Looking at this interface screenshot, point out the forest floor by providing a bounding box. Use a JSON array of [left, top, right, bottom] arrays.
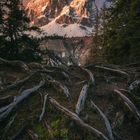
[[0, 60, 140, 140]]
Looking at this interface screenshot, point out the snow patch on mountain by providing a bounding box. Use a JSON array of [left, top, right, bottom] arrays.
[[41, 21, 92, 37]]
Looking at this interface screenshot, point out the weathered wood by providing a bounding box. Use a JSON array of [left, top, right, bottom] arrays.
[[39, 94, 49, 122], [0, 81, 45, 122], [49, 97, 109, 140], [75, 84, 89, 115], [114, 89, 140, 121], [91, 101, 114, 140]]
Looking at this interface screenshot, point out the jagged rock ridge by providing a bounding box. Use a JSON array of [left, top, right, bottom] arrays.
[[23, 0, 106, 37]]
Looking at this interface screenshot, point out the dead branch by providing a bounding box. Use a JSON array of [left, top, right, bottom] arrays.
[[0, 57, 29, 72], [95, 66, 129, 78], [75, 84, 89, 115], [114, 89, 140, 121], [0, 81, 45, 122], [91, 101, 114, 140], [39, 94, 49, 122], [49, 97, 109, 140]]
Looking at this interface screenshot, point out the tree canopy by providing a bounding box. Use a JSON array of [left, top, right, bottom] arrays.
[[103, 0, 140, 64], [0, 0, 41, 62]]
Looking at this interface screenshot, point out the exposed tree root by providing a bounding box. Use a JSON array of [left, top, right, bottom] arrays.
[[0, 57, 29, 72], [48, 80, 71, 99], [43, 120, 55, 139], [0, 61, 139, 139], [0, 70, 52, 93], [39, 94, 49, 122], [0, 81, 45, 122], [124, 62, 140, 68], [10, 124, 28, 140], [114, 89, 140, 121], [1, 114, 17, 140], [75, 84, 89, 115], [27, 129, 39, 140], [49, 96, 109, 140], [91, 100, 114, 140], [81, 68, 95, 85], [128, 80, 140, 92], [94, 65, 129, 78], [0, 95, 14, 107]]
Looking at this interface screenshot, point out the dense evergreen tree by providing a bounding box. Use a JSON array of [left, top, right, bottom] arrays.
[[0, 0, 41, 62], [103, 0, 140, 64]]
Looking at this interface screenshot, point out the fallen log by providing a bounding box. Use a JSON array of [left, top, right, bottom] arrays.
[[39, 94, 49, 122], [0, 57, 29, 72], [114, 89, 140, 121], [75, 84, 89, 115], [49, 97, 109, 140], [0, 81, 45, 122], [91, 101, 114, 140]]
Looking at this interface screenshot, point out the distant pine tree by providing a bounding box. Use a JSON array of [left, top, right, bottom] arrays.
[[0, 0, 41, 62]]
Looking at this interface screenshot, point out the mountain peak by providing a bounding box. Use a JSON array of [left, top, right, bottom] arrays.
[[23, 0, 105, 37]]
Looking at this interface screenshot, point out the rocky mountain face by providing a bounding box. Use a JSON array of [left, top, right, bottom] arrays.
[[23, 0, 106, 37], [24, 0, 98, 27]]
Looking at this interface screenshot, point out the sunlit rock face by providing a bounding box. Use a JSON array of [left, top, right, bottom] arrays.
[[24, 0, 70, 26], [23, 0, 100, 26], [23, 0, 106, 37]]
